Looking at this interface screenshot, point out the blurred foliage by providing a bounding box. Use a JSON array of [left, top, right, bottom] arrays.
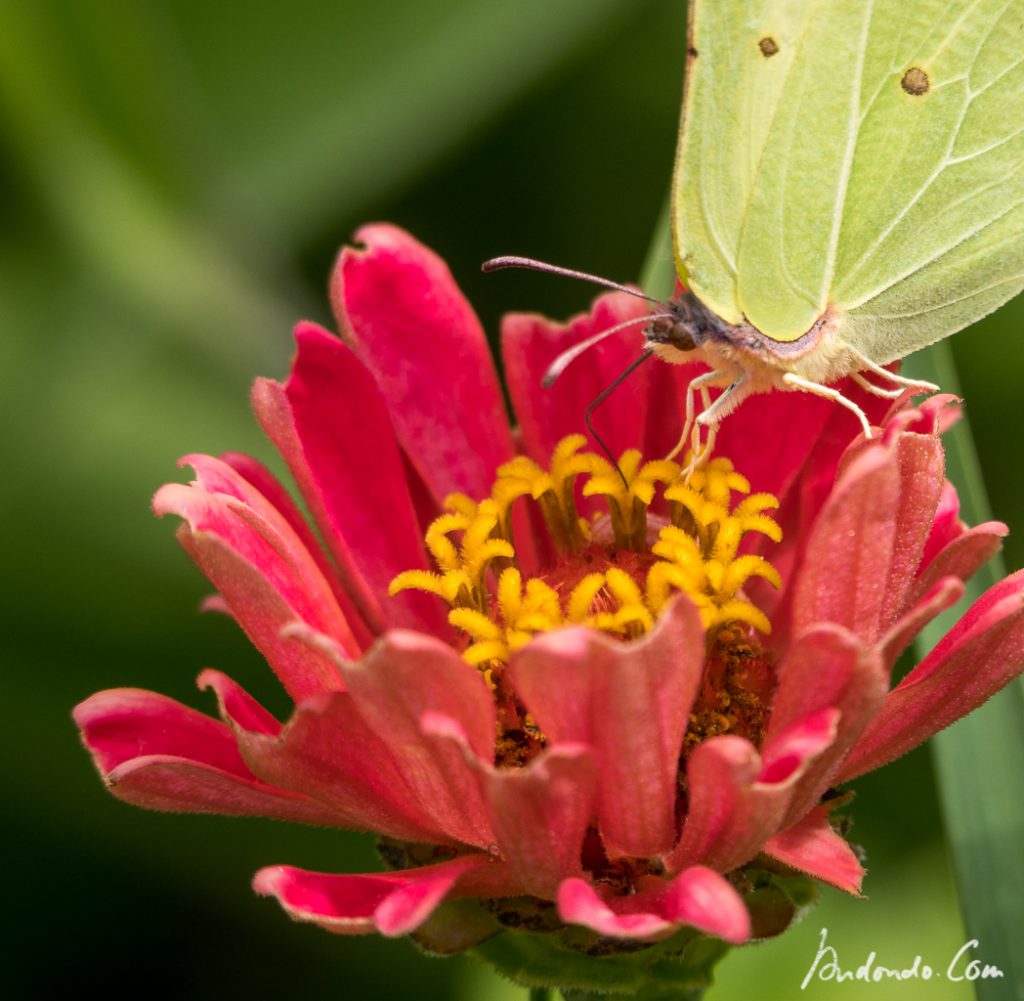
[[2, 1, 1022, 998]]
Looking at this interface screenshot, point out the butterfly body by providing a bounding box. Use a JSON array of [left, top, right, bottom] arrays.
[[485, 0, 1024, 457], [645, 293, 849, 380], [645, 293, 872, 434], [663, 0, 1024, 443]]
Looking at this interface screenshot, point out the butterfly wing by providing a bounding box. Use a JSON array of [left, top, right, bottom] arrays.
[[836, 0, 1024, 364], [675, 0, 1024, 362], [673, 0, 815, 330]]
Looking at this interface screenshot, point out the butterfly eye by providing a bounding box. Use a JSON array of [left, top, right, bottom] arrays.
[[645, 315, 696, 352]]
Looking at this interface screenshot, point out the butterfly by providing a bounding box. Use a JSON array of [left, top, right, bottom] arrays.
[[485, 0, 1024, 466]]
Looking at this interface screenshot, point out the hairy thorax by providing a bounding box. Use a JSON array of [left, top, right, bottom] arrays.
[[647, 295, 861, 390]]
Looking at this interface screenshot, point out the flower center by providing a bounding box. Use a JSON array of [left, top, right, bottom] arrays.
[[390, 435, 782, 766]]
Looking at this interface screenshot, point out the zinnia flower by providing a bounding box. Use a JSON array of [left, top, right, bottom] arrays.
[[75, 224, 1024, 982]]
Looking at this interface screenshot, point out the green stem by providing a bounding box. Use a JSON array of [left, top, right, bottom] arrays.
[[638, 192, 675, 298], [528, 990, 550, 1001]]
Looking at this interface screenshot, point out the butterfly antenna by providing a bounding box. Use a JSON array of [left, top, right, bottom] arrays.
[[585, 349, 655, 488], [482, 256, 662, 305], [542, 313, 671, 388]]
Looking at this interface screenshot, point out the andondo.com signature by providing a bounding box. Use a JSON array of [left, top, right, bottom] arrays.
[[801, 927, 1005, 990]]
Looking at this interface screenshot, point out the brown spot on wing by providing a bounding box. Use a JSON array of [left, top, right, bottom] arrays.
[[759, 36, 780, 58], [901, 67, 930, 95]]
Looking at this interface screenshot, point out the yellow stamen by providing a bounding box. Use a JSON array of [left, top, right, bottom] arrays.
[[389, 438, 783, 670]]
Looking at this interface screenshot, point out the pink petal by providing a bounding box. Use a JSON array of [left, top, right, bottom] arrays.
[[253, 855, 491, 936], [920, 481, 965, 568], [501, 292, 652, 464], [510, 597, 704, 858], [658, 866, 752, 944], [877, 576, 965, 669], [330, 223, 515, 504], [666, 712, 837, 875], [219, 452, 305, 523], [840, 571, 1024, 780], [337, 629, 496, 847], [877, 432, 945, 628], [154, 466, 350, 700], [232, 689, 455, 844], [76, 688, 249, 775], [911, 521, 1008, 606], [882, 392, 961, 438], [485, 745, 596, 899], [198, 668, 281, 736], [219, 450, 375, 650], [74, 688, 340, 825], [423, 712, 596, 899], [666, 736, 759, 874], [218, 451, 340, 590], [756, 382, 895, 629], [789, 448, 900, 644], [557, 878, 674, 940], [764, 804, 865, 895], [768, 625, 886, 826], [252, 322, 445, 637], [557, 867, 750, 944], [759, 708, 841, 784]]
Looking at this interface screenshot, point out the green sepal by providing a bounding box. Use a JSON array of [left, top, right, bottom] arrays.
[[474, 925, 730, 998], [738, 866, 819, 940], [409, 898, 502, 956]]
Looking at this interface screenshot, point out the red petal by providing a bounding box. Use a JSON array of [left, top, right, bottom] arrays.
[[330, 223, 514, 504], [337, 630, 496, 847], [234, 689, 454, 844], [877, 432, 945, 628], [253, 855, 491, 936], [557, 867, 750, 944], [790, 448, 900, 644], [920, 481, 965, 567], [764, 803, 865, 895], [254, 323, 444, 637], [841, 570, 1024, 780], [658, 866, 752, 944], [666, 712, 837, 875], [74, 688, 340, 825], [510, 597, 704, 858], [757, 381, 894, 631], [485, 744, 596, 898], [423, 712, 596, 899], [198, 668, 281, 736], [768, 625, 886, 826], [557, 878, 674, 940], [501, 292, 652, 464], [154, 462, 351, 699], [912, 521, 1007, 605], [219, 452, 374, 647], [877, 576, 964, 669]]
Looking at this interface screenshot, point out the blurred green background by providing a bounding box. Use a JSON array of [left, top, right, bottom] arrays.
[[2, 1, 1021, 998]]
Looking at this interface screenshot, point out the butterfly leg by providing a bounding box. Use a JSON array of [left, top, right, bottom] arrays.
[[696, 374, 755, 426], [681, 394, 716, 480], [782, 372, 873, 439], [852, 372, 904, 399], [679, 374, 754, 479], [846, 347, 939, 394], [666, 369, 722, 463]]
